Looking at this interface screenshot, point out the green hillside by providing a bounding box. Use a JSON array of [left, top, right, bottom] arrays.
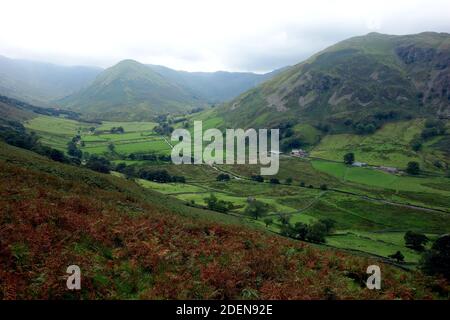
[[58, 60, 207, 120], [216, 32, 450, 129], [3, 141, 443, 299]]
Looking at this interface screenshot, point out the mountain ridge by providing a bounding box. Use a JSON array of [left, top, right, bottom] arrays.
[[215, 32, 450, 130]]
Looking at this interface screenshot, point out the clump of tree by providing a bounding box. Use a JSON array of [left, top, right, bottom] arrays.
[[251, 175, 264, 183], [354, 122, 376, 135], [409, 119, 446, 152], [270, 178, 280, 184], [216, 173, 231, 182], [344, 152, 355, 165], [244, 200, 270, 220], [0, 121, 70, 164], [404, 231, 429, 252], [263, 217, 273, 228], [421, 119, 446, 139], [138, 168, 185, 183], [421, 234, 450, 280], [67, 140, 82, 159], [410, 138, 422, 151], [127, 152, 171, 162], [388, 251, 405, 263], [280, 218, 335, 244], [350, 111, 404, 135], [154, 122, 174, 136], [204, 193, 233, 213], [406, 161, 420, 175], [85, 155, 112, 173], [110, 126, 124, 134]]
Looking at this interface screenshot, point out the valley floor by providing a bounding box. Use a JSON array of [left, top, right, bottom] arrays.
[[22, 115, 450, 267]]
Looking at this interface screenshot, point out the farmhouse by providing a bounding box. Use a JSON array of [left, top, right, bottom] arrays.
[[291, 149, 309, 158], [352, 161, 367, 167]]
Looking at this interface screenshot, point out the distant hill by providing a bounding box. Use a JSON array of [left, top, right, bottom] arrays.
[[59, 60, 285, 120], [0, 95, 80, 124], [147, 64, 287, 103], [216, 32, 450, 130], [0, 55, 102, 106], [58, 59, 208, 121]]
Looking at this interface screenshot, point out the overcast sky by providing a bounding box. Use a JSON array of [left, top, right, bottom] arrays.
[[1, 0, 449, 73]]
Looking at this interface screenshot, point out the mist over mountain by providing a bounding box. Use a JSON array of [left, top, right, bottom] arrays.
[[0, 55, 102, 106], [147, 64, 287, 103], [58, 60, 285, 120]]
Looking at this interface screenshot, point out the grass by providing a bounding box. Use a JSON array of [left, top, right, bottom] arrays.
[[25, 115, 169, 157], [310, 119, 449, 172], [21, 114, 450, 270], [311, 160, 450, 195]]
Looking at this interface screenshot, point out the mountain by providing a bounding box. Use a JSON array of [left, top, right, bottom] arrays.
[[60, 61, 285, 120], [216, 32, 450, 130], [58, 59, 208, 120], [0, 55, 102, 106], [147, 64, 287, 103]]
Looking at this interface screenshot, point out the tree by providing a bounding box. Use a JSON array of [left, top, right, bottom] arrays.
[[285, 177, 293, 185], [244, 200, 269, 220], [216, 173, 230, 181], [406, 161, 420, 175], [404, 231, 429, 251], [86, 155, 111, 173], [270, 178, 280, 184], [344, 152, 355, 165], [388, 251, 405, 263], [115, 162, 127, 172], [67, 141, 82, 159], [300, 181, 305, 187], [278, 213, 290, 226], [49, 149, 66, 163], [204, 194, 232, 213], [293, 222, 309, 240], [305, 222, 327, 243], [320, 184, 328, 191], [263, 217, 273, 228], [251, 175, 264, 183], [318, 218, 336, 233], [421, 234, 450, 280]]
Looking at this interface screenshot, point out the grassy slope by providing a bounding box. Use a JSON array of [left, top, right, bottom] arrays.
[[2, 142, 442, 299], [311, 119, 449, 171], [59, 60, 206, 120], [22, 115, 450, 264]]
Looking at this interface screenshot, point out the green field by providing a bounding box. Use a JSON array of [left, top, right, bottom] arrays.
[[310, 119, 449, 172], [23, 114, 450, 266], [25, 115, 169, 156]]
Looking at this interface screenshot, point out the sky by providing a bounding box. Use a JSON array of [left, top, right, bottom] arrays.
[[0, 0, 450, 73]]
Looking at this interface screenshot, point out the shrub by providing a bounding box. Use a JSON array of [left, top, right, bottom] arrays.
[[216, 173, 231, 181], [244, 200, 270, 220], [270, 178, 280, 184], [406, 161, 420, 175], [388, 251, 405, 263], [421, 235, 450, 280], [343, 153, 355, 165], [251, 175, 264, 183], [404, 231, 429, 251]]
